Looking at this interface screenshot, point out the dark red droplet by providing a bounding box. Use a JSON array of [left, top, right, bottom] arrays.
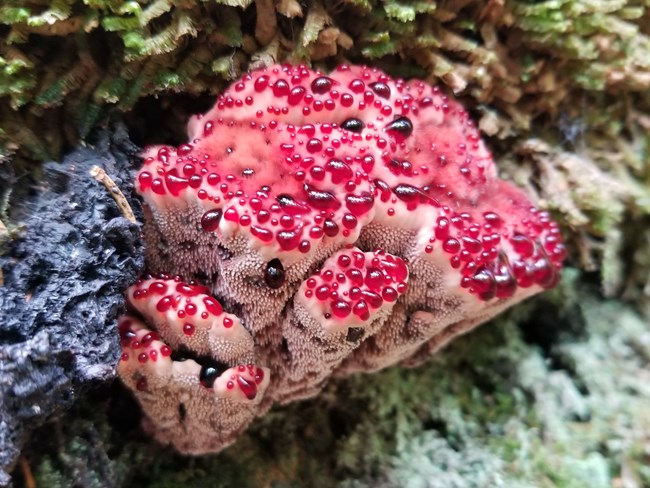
[[382, 287, 398, 302], [306, 138, 323, 153], [156, 296, 173, 312], [472, 267, 497, 300], [331, 300, 352, 318], [533, 258, 559, 288], [254, 75, 269, 92], [353, 300, 370, 320], [276, 229, 302, 250], [326, 159, 353, 183], [369, 82, 391, 99], [273, 79, 290, 97], [305, 185, 341, 210], [495, 270, 517, 298], [341, 118, 364, 133], [364, 268, 384, 290], [340, 93, 354, 107], [251, 225, 273, 242], [511, 233, 535, 258], [176, 282, 200, 296], [149, 281, 168, 295], [276, 194, 309, 214], [165, 172, 189, 196], [203, 296, 223, 316], [443, 238, 461, 254], [342, 213, 358, 229], [361, 290, 383, 309], [349, 79, 365, 93], [311, 76, 333, 94], [138, 171, 152, 191], [385, 117, 413, 141], [136, 378, 148, 391], [323, 219, 339, 237], [393, 184, 427, 204], [265, 259, 285, 289], [345, 192, 374, 217], [435, 217, 450, 239], [201, 209, 223, 232], [483, 212, 502, 227], [288, 86, 306, 105], [338, 255, 352, 267], [462, 237, 482, 253]]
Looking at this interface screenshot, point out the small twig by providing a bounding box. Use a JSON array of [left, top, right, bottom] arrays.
[[89, 166, 137, 224], [19, 457, 36, 488]]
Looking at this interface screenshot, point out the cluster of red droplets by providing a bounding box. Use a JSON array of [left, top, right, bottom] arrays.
[[224, 365, 266, 400], [130, 275, 230, 335], [137, 64, 564, 302], [420, 207, 565, 299], [138, 64, 478, 256], [119, 317, 173, 365], [304, 249, 408, 321], [120, 315, 263, 398]]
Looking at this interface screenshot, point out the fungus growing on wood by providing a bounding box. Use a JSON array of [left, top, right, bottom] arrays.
[[119, 64, 564, 453]]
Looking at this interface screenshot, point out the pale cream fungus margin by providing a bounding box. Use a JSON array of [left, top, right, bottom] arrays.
[[117, 64, 565, 454]]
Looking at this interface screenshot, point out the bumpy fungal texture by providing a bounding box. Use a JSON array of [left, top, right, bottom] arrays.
[[119, 64, 564, 453]]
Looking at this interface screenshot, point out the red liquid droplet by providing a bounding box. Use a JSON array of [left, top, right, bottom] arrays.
[[203, 296, 223, 316], [345, 192, 374, 217], [311, 76, 333, 94], [511, 233, 535, 258], [201, 209, 223, 232], [237, 375, 258, 400], [149, 281, 168, 295], [156, 296, 173, 312], [331, 300, 352, 318], [288, 86, 306, 105]]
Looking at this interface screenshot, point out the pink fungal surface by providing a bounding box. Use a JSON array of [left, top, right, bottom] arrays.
[[118, 64, 565, 453]]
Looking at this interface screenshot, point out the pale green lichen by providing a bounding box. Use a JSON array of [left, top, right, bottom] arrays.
[[335, 271, 650, 487]]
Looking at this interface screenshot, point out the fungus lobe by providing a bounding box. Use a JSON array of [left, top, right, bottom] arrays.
[[120, 63, 564, 455]]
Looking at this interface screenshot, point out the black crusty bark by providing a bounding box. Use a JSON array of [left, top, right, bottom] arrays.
[[0, 124, 144, 485]]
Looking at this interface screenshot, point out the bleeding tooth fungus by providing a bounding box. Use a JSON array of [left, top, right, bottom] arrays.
[[119, 64, 564, 453]]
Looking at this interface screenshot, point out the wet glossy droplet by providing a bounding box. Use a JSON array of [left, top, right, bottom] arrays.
[[385, 116, 413, 140], [264, 258, 285, 289], [201, 209, 223, 232], [341, 118, 365, 133]]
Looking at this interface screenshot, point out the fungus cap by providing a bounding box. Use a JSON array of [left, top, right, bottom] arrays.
[[121, 64, 564, 453]]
